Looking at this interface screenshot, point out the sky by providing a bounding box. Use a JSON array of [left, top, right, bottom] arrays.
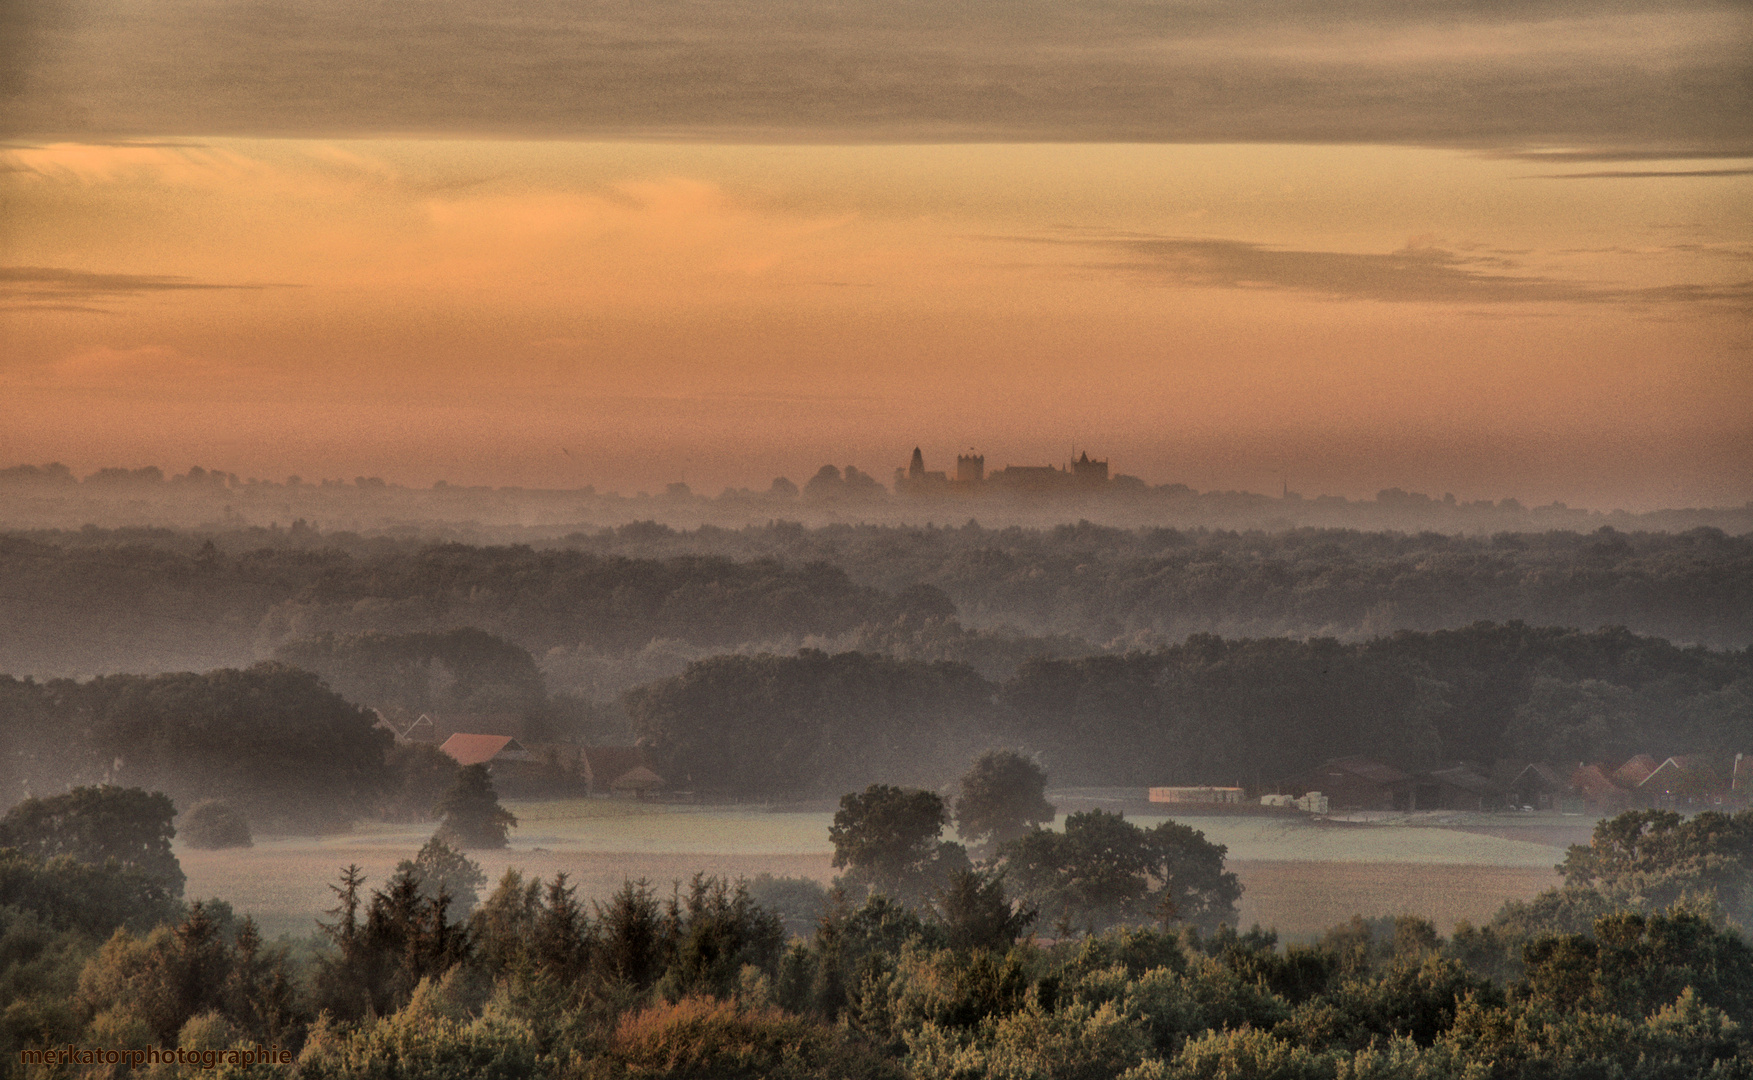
[[1, 0, 1749, 509]]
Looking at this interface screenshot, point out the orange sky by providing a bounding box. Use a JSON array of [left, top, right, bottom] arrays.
[[2, 140, 1746, 508], [2, 0, 1749, 510]]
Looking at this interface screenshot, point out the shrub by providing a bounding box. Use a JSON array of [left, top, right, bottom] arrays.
[[613, 995, 903, 1080]]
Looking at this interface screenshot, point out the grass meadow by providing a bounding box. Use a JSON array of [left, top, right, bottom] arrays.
[[178, 801, 1572, 941]]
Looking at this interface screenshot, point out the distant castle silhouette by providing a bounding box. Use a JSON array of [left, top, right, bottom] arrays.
[[896, 447, 1109, 496]]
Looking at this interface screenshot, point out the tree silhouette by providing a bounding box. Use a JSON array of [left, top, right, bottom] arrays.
[[433, 764, 517, 849], [954, 749, 1056, 853], [829, 784, 969, 904], [0, 785, 185, 899]]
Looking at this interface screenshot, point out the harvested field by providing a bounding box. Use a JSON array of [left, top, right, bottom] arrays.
[[1229, 860, 1561, 939]]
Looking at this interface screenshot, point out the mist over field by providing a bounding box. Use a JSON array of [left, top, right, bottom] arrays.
[[4, 0, 1751, 1072]]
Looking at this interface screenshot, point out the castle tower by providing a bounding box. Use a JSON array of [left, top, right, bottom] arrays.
[[909, 447, 926, 480], [956, 453, 985, 483], [1071, 451, 1109, 486]]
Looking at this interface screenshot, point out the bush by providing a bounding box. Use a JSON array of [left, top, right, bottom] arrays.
[[745, 874, 831, 940], [180, 800, 252, 850], [0, 849, 181, 935], [613, 995, 904, 1080]]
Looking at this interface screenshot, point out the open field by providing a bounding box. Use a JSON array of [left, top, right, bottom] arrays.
[[178, 802, 1571, 940], [1231, 861, 1559, 939]]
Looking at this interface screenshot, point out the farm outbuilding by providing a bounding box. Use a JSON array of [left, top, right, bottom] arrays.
[[581, 746, 667, 797], [1405, 764, 1498, 811], [1506, 763, 1571, 811], [1150, 786, 1244, 804], [1290, 757, 1410, 811], [609, 765, 666, 799]]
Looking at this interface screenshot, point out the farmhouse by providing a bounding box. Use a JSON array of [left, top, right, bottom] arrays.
[[1569, 763, 1632, 812], [1638, 755, 1735, 807], [372, 710, 436, 745]]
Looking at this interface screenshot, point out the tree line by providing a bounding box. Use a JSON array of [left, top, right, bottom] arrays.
[[0, 535, 948, 678], [630, 622, 1753, 796], [4, 622, 1747, 822], [2, 522, 1749, 686]]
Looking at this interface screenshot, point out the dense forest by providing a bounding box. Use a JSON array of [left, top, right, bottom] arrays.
[[3, 782, 1752, 1079], [1, 523, 1749, 691]]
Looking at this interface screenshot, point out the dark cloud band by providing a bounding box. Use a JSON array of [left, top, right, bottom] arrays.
[[0, 267, 292, 311], [1016, 235, 1753, 310], [2, 0, 1748, 148]]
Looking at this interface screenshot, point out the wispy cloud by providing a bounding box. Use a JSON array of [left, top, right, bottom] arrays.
[[0, 266, 294, 311], [1537, 168, 1753, 179], [1489, 149, 1753, 163], [1025, 234, 1753, 310]]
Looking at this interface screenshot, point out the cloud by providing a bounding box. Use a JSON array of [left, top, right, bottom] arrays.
[[1536, 168, 1753, 179], [1490, 149, 1753, 163], [0, 266, 292, 310], [1, 0, 1747, 149], [1034, 234, 1753, 310]]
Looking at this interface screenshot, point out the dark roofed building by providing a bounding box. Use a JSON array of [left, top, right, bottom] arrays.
[[1408, 764, 1499, 811], [1507, 763, 1571, 811], [1292, 757, 1410, 811]]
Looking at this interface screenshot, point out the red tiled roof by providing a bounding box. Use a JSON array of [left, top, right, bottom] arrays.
[[1613, 754, 1660, 787], [1569, 764, 1625, 798], [1641, 755, 1725, 791], [439, 733, 529, 766]]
